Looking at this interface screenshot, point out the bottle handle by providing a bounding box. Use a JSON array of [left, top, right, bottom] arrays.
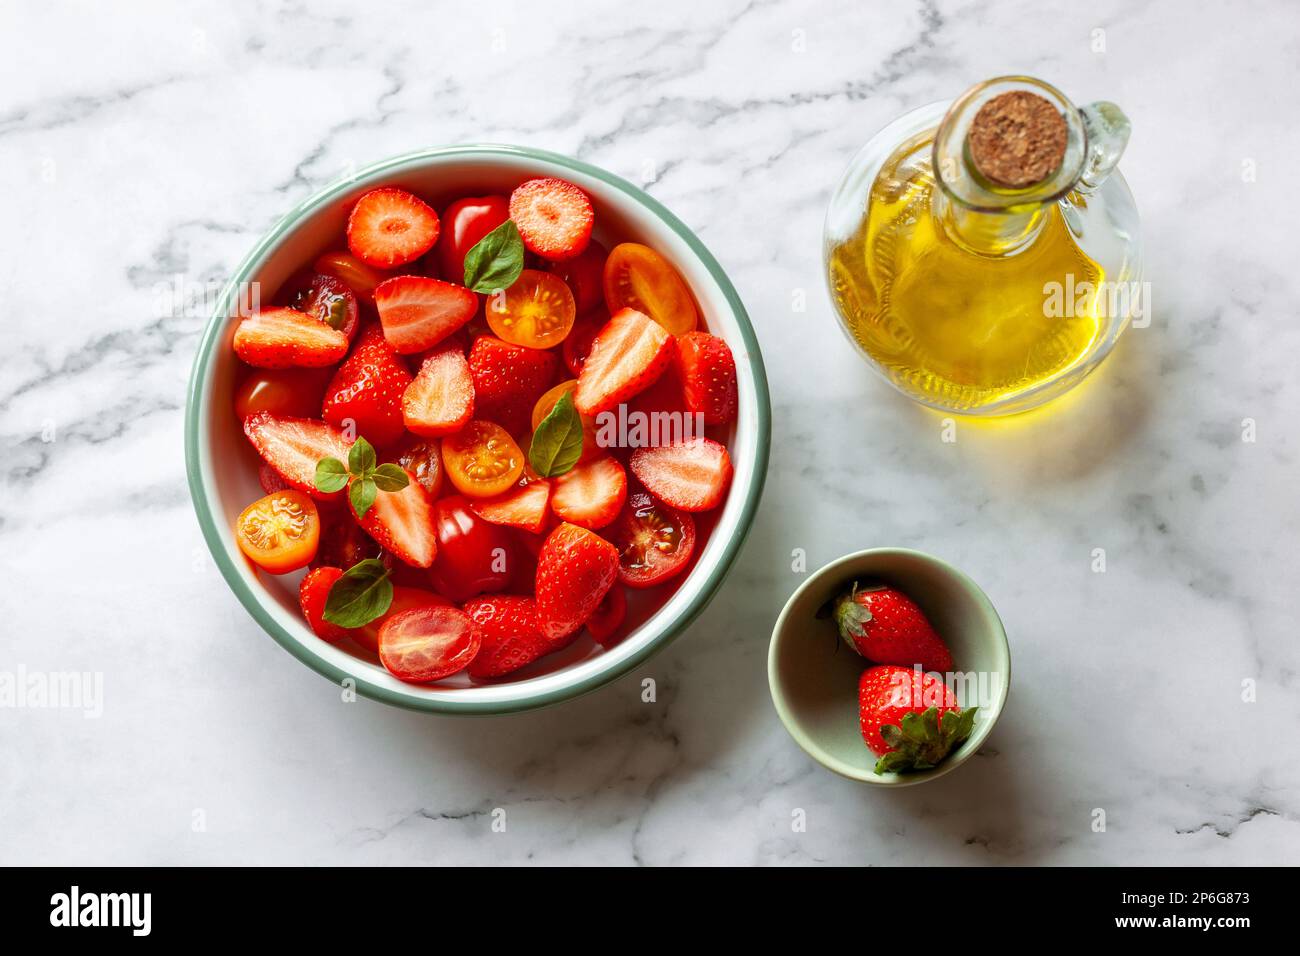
[[1077, 102, 1131, 194]]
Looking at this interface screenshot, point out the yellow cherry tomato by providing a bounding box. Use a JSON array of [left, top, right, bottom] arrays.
[[441, 421, 525, 498], [485, 269, 576, 349], [603, 242, 698, 335], [235, 489, 320, 573]]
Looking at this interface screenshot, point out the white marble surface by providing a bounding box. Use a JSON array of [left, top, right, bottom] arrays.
[[3, 0, 1298, 865]]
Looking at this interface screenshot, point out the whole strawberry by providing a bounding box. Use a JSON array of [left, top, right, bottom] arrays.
[[534, 522, 618, 641], [468, 335, 558, 437], [464, 595, 550, 679], [322, 324, 414, 448], [676, 331, 738, 425], [858, 664, 976, 774], [830, 582, 953, 673]]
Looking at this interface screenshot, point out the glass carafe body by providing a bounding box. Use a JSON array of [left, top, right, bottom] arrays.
[[824, 77, 1142, 416]]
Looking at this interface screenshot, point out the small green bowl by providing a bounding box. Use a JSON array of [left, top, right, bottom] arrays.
[[768, 549, 1010, 785], [184, 145, 770, 714]]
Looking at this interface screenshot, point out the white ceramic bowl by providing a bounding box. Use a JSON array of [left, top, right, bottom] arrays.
[[769, 549, 1010, 785], [185, 145, 770, 714]]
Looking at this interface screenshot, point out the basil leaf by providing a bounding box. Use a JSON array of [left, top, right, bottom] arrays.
[[528, 391, 584, 477], [349, 477, 377, 517], [314, 457, 349, 493], [348, 437, 376, 477], [322, 558, 393, 628], [463, 220, 524, 293], [372, 463, 410, 493]]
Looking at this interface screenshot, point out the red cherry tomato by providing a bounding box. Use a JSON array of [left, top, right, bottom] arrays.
[[548, 240, 607, 315], [438, 195, 510, 284], [393, 439, 445, 498], [312, 251, 392, 305], [281, 271, 360, 341], [607, 491, 696, 588], [427, 494, 516, 602], [233, 367, 331, 420], [378, 605, 481, 683], [353, 585, 451, 653]]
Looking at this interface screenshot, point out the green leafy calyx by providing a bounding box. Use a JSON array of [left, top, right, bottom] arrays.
[[874, 706, 978, 775]]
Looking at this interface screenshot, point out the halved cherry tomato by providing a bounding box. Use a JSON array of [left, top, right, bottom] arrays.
[[485, 269, 575, 349], [354, 585, 451, 653], [547, 240, 607, 314], [562, 315, 602, 377], [235, 489, 321, 573], [603, 242, 698, 335], [393, 439, 444, 498], [607, 491, 695, 588], [312, 251, 392, 304], [531, 380, 599, 461], [438, 194, 511, 282], [442, 420, 524, 498], [428, 495, 516, 601], [378, 605, 481, 683], [286, 273, 359, 341], [233, 367, 331, 421]]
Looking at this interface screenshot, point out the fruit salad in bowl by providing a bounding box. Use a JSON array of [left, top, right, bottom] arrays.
[[185, 146, 769, 713]]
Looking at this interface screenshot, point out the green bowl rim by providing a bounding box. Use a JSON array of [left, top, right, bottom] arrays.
[[767, 547, 1011, 785], [183, 144, 771, 715]]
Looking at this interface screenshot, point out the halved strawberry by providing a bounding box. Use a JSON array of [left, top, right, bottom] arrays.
[[258, 460, 291, 495], [346, 187, 440, 269], [508, 177, 594, 261], [468, 335, 558, 436], [573, 308, 674, 416], [402, 346, 474, 437], [470, 479, 552, 534], [585, 585, 627, 646], [676, 331, 738, 426], [352, 467, 438, 568], [232, 307, 348, 369], [321, 325, 413, 448], [534, 522, 619, 641], [629, 437, 733, 512], [464, 595, 550, 679], [243, 412, 353, 501], [550, 456, 627, 530], [378, 605, 480, 683], [374, 275, 478, 355], [299, 567, 350, 643]]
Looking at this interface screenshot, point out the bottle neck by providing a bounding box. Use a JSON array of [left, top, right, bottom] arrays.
[[933, 185, 1049, 256], [931, 77, 1086, 257]]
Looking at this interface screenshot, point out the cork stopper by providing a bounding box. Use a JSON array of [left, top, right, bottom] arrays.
[[967, 91, 1068, 189]]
